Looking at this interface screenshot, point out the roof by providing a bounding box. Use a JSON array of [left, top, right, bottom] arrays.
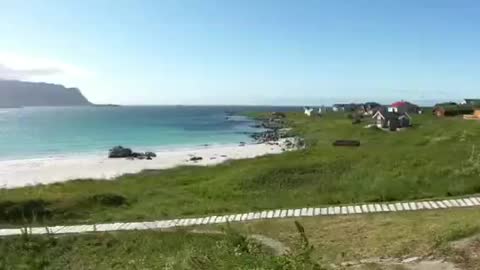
[[372, 108, 411, 120], [391, 101, 407, 108], [391, 101, 418, 108], [434, 102, 457, 107], [434, 104, 473, 113], [333, 103, 357, 107], [464, 99, 480, 105]]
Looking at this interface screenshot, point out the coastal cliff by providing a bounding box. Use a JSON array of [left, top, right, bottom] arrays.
[[0, 80, 91, 108]]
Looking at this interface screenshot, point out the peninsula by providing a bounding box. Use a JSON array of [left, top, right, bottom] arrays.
[[0, 80, 91, 108]]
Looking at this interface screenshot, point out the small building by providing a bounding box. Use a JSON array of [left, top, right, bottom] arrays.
[[318, 106, 327, 114], [304, 107, 314, 116], [332, 104, 345, 112], [372, 108, 411, 131], [433, 104, 473, 117], [362, 102, 382, 115]]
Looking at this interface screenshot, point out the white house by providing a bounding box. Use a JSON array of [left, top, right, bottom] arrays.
[[372, 109, 411, 130], [304, 107, 314, 116]]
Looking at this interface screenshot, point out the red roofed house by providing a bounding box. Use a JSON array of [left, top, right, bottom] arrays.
[[391, 101, 421, 114]]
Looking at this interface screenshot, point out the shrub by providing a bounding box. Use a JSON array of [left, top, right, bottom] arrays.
[[0, 200, 51, 223], [89, 193, 128, 207]]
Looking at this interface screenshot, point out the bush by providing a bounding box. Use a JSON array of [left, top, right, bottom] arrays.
[[89, 193, 128, 207], [0, 200, 51, 223]]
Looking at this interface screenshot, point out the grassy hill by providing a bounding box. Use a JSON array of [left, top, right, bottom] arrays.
[[2, 111, 480, 226]]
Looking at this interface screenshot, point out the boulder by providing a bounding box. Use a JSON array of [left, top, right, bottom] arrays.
[[145, 152, 157, 158], [108, 146, 133, 158], [108, 147, 157, 159], [131, 152, 143, 158], [190, 156, 203, 161]]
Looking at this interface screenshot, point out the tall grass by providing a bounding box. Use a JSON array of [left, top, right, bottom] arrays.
[[0, 222, 325, 269]]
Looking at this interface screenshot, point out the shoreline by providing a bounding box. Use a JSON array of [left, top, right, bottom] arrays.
[[0, 139, 293, 189], [0, 140, 256, 163]]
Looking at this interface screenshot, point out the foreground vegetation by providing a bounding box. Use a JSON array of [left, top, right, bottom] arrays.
[[2, 111, 480, 226], [230, 208, 480, 262], [3, 208, 480, 269], [0, 224, 322, 270], [230, 208, 480, 269]]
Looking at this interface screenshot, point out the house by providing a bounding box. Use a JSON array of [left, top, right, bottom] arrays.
[[304, 107, 314, 116], [372, 108, 411, 131], [391, 101, 421, 114], [332, 104, 344, 112], [318, 106, 327, 114], [332, 103, 361, 112], [362, 102, 382, 115]]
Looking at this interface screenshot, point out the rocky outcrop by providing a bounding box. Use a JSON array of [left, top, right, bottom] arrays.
[[0, 80, 91, 107], [108, 146, 157, 160], [249, 113, 305, 151], [250, 113, 290, 143], [108, 146, 133, 158]]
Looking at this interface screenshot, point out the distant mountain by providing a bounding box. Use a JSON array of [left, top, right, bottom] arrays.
[[0, 80, 91, 108]]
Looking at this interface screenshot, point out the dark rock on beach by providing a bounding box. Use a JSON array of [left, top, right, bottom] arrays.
[[131, 152, 143, 158], [251, 130, 280, 143], [108, 146, 157, 159], [145, 152, 157, 158], [190, 156, 203, 161], [109, 146, 133, 158]]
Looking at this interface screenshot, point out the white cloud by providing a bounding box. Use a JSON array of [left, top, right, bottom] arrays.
[[0, 52, 91, 80]]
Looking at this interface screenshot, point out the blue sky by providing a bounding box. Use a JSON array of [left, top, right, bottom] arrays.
[[1, 0, 479, 105]]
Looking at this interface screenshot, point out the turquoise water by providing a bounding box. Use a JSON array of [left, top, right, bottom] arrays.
[[0, 106, 294, 160]]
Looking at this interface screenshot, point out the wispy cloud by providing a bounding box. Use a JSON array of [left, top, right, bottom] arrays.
[[0, 53, 91, 80]]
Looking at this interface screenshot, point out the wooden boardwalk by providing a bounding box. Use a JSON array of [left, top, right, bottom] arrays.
[[2, 196, 479, 237]]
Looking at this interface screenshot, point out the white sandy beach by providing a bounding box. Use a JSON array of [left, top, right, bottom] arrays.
[[0, 141, 289, 189]]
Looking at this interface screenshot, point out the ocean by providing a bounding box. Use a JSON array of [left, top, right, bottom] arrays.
[[0, 106, 298, 160]]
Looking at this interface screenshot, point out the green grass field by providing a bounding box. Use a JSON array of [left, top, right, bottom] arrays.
[[2, 111, 480, 226]]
